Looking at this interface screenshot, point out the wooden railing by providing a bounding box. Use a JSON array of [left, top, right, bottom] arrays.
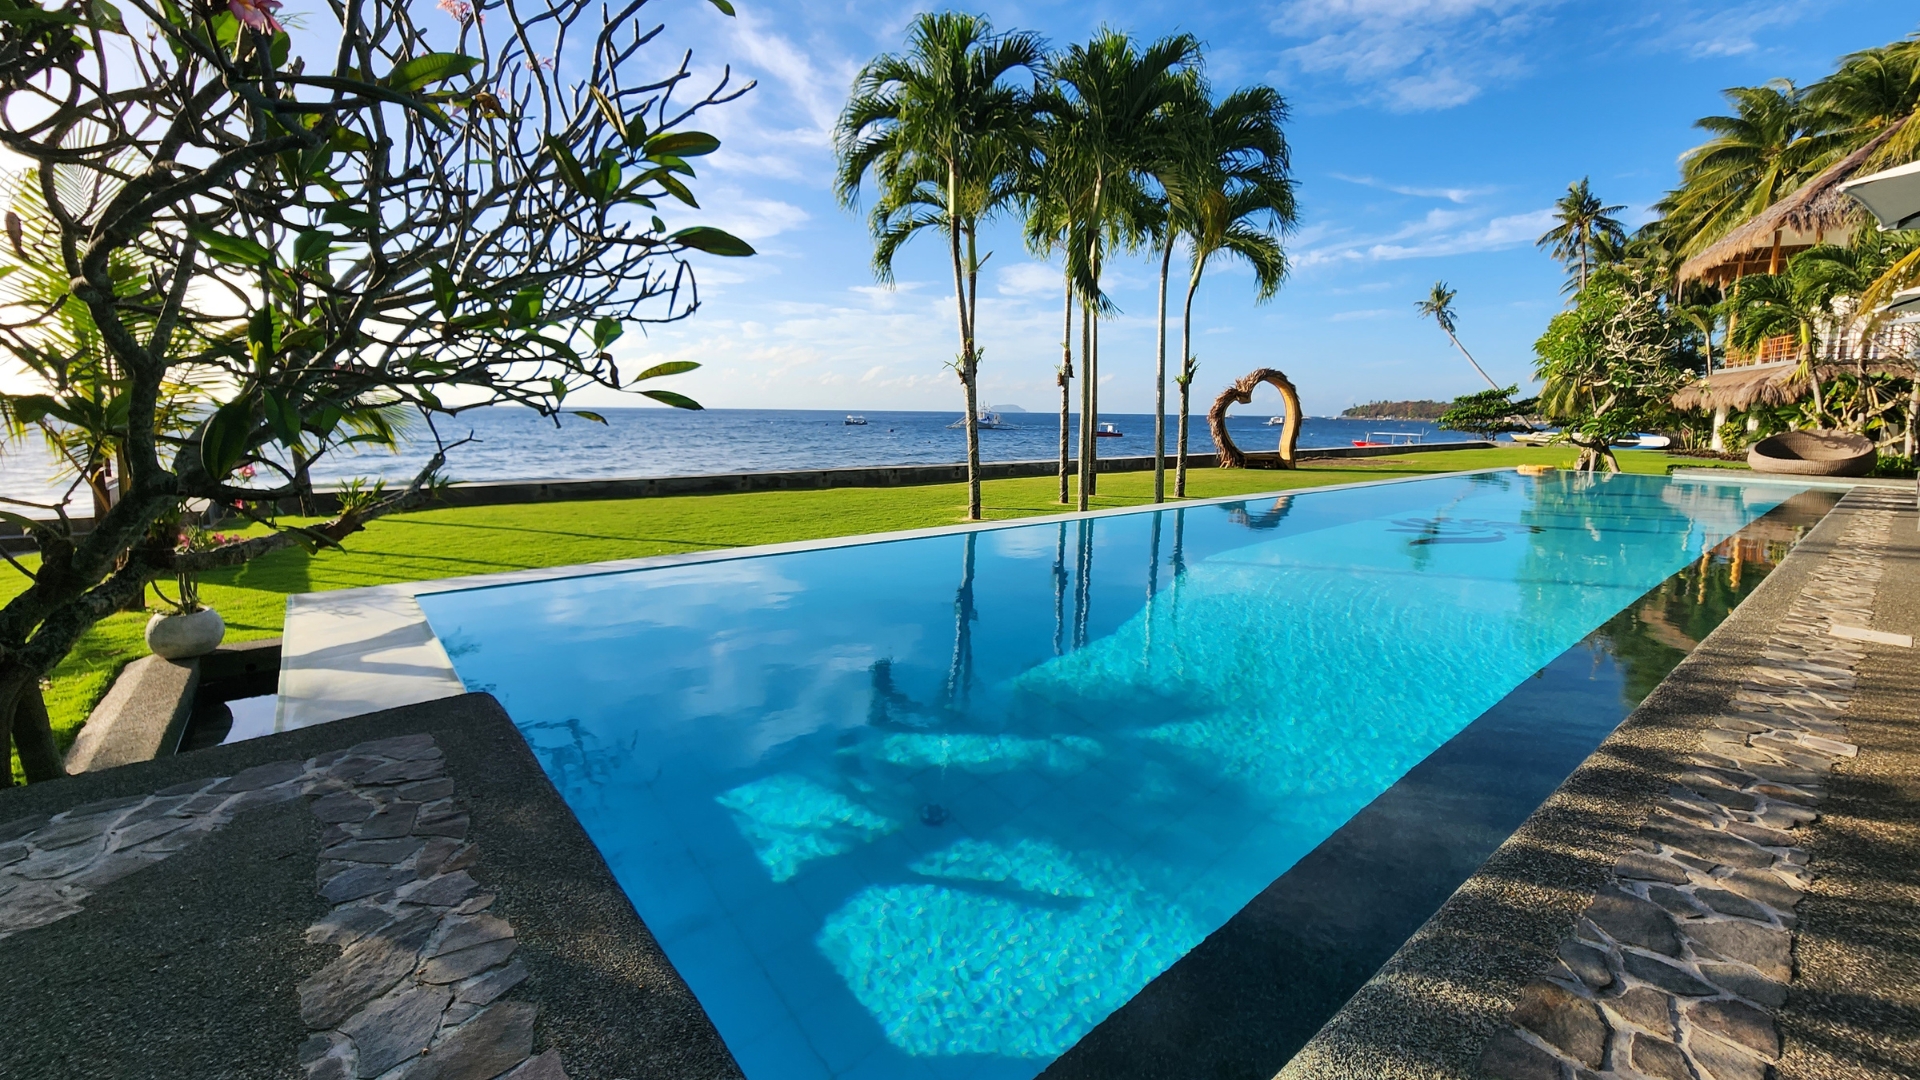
[[1724, 334, 1798, 368]]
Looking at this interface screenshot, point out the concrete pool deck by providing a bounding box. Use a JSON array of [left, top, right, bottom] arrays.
[[1280, 483, 1919, 1080]]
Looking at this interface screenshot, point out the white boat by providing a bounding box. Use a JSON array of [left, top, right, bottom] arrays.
[[949, 410, 1014, 429], [1508, 431, 1556, 446], [1095, 422, 1123, 438], [1265, 416, 1287, 426], [844, 415, 867, 426], [1351, 431, 1424, 447], [1613, 432, 1672, 449]]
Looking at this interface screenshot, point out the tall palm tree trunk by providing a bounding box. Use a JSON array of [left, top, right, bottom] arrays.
[[1078, 299, 1093, 511], [945, 164, 980, 521], [1058, 269, 1073, 504], [1089, 308, 1100, 496], [1446, 328, 1500, 391], [1177, 265, 1201, 498], [1153, 232, 1174, 503]]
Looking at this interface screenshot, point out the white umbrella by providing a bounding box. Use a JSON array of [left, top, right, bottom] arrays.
[[1890, 285, 1920, 314], [1839, 160, 1920, 230]]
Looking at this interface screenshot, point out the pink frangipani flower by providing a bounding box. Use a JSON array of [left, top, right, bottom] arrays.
[[228, 0, 283, 32], [437, 0, 476, 22]]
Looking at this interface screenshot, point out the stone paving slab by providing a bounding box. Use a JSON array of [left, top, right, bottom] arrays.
[[1278, 485, 1917, 1080], [0, 694, 742, 1080]]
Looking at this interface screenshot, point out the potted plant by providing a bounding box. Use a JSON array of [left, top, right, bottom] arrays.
[[145, 526, 230, 660]]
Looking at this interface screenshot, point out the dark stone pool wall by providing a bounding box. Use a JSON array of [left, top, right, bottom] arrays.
[[1277, 485, 1919, 1080]]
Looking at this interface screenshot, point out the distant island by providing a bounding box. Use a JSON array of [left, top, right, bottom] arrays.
[[1341, 400, 1450, 420]]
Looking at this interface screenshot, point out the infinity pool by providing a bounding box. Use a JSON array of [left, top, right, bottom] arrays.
[[417, 470, 1802, 1080]]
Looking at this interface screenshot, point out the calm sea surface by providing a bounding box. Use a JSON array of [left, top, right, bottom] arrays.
[[0, 408, 1465, 513]]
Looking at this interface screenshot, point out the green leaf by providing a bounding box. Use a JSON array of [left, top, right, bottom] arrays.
[[640, 389, 703, 410], [509, 286, 543, 324], [199, 396, 255, 478], [655, 172, 699, 208], [645, 131, 721, 158], [668, 226, 755, 257], [188, 224, 272, 265], [386, 52, 480, 92], [293, 229, 333, 267], [327, 126, 374, 153], [650, 215, 666, 233], [634, 360, 699, 381], [86, 0, 124, 34], [262, 390, 302, 446], [7, 394, 60, 425], [623, 111, 651, 150], [548, 376, 568, 402], [247, 306, 277, 355], [268, 27, 289, 68], [588, 86, 627, 141], [571, 410, 608, 424], [321, 203, 377, 229], [706, 0, 735, 15], [543, 136, 591, 196], [591, 317, 624, 350], [429, 266, 456, 318]]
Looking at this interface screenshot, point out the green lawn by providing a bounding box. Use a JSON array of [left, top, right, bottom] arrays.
[[6, 446, 1706, 777]]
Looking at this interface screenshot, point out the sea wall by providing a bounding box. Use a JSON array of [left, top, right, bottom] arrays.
[[0, 440, 1493, 550]]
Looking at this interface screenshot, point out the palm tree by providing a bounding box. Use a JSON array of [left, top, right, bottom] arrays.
[[834, 13, 1042, 521], [1041, 28, 1201, 511], [1415, 282, 1500, 391], [1653, 81, 1841, 260], [1805, 34, 1920, 168], [1537, 178, 1626, 294], [1157, 81, 1294, 502]]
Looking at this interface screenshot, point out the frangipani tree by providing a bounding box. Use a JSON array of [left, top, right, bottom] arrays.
[[0, 0, 752, 781]]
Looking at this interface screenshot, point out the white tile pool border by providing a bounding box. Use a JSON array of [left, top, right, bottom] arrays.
[[274, 466, 1830, 732]]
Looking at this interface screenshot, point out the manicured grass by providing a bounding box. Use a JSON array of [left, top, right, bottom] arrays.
[[6, 446, 1699, 777]]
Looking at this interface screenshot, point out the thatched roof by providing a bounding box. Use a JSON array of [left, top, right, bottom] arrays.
[[1671, 357, 1909, 412], [1671, 363, 1808, 411], [1676, 132, 1895, 284]]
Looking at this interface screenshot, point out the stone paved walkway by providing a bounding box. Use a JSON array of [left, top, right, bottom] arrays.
[[0, 732, 569, 1080], [1478, 503, 1898, 1080]]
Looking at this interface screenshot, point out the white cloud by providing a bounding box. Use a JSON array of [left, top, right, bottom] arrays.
[[1271, 0, 1561, 111], [1330, 173, 1498, 203], [997, 261, 1063, 297], [1640, 1, 1811, 59], [688, 189, 811, 242], [1294, 206, 1555, 267]]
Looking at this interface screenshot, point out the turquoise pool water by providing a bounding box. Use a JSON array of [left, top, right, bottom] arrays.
[[416, 470, 1800, 1079]]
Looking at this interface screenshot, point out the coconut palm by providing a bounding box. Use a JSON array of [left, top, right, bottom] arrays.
[[1805, 34, 1920, 168], [1416, 282, 1500, 391], [1041, 28, 1201, 510], [1157, 80, 1294, 502], [1653, 81, 1842, 260], [1537, 177, 1626, 294], [1726, 250, 1870, 424], [835, 13, 1043, 521]]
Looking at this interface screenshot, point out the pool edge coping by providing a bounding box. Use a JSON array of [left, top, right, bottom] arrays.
[[272, 465, 1837, 734], [1274, 485, 1903, 1080]]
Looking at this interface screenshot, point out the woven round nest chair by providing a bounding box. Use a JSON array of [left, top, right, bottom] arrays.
[[1746, 430, 1876, 477]]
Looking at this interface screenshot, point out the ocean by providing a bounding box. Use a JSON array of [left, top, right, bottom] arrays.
[[0, 408, 1466, 515]]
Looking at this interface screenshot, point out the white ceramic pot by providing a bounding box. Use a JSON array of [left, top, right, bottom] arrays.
[[145, 607, 226, 660]]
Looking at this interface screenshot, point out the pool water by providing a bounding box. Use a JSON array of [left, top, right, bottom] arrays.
[[416, 470, 1803, 1080]]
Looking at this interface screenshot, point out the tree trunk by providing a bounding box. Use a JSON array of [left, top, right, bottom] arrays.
[[1710, 405, 1728, 452], [1, 673, 65, 786], [1078, 299, 1093, 512], [945, 164, 979, 522], [1177, 260, 1203, 499], [1058, 268, 1073, 505], [964, 225, 982, 521], [1153, 232, 1174, 503], [1089, 312, 1100, 497], [1446, 329, 1500, 391]]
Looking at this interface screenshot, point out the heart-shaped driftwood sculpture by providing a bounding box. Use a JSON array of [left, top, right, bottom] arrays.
[[1209, 368, 1301, 469]]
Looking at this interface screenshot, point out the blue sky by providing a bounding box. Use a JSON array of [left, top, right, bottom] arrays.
[[613, 0, 1914, 417]]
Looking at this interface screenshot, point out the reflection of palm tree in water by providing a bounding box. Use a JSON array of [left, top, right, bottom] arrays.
[[1053, 521, 1068, 657], [946, 532, 978, 708], [1074, 518, 1092, 650]]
